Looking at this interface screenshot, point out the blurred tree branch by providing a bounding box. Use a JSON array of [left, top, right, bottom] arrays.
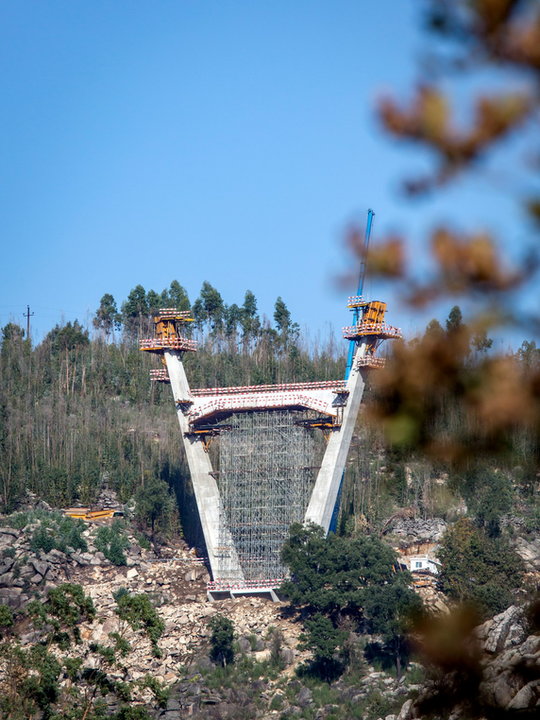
[[352, 0, 540, 468]]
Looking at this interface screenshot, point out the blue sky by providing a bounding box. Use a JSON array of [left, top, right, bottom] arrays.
[[0, 1, 534, 347]]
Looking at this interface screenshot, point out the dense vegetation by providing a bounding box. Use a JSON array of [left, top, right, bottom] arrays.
[[1, 281, 539, 560], [0, 582, 168, 720], [281, 523, 421, 680], [0, 282, 343, 524]]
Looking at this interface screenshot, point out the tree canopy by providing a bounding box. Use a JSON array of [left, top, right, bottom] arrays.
[[281, 523, 421, 679], [281, 523, 409, 620], [437, 518, 523, 618], [45, 321, 89, 354]]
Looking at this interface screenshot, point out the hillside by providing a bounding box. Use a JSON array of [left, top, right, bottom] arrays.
[[1, 293, 540, 719]]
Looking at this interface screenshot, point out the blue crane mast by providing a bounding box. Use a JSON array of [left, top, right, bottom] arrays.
[[344, 208, 375, 382]]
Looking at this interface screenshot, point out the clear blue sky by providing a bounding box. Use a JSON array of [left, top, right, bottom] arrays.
[[0, 1, 533, 346]]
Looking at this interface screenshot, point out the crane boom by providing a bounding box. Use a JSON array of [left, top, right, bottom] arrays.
[[344, 208, 375, 381]]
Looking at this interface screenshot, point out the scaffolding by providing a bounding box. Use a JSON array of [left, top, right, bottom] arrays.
[[216, 410, 315, 584]]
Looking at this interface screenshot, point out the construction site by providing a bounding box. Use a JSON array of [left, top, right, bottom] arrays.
[[140, 215, 402, 599]]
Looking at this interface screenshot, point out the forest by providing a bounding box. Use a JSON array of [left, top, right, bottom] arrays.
[[0, 281, 344, 520], [1, 280, 538, 546]]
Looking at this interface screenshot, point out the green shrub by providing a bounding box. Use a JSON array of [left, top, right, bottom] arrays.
[[523, 504, 540, 535], [270, 693, 284, 710], [27, 583, 95, 647], [209, 614, 235, 667], [8, 509, 43, 530], [134, 477, 178, 540], [134, 531, 151, 550], [114, 707, 153, 720], [94, 521, 129, 566], [109, 631, 131, 657], [114, 681, 132, 702], [62, 657, 83, 682], [298, 613, 345, 681], [268, 627, 285, 668], [114, 591, 164, 656], [56, 515, 88, 552], [0, 604, 14, 630], [139, 675, 170, 708], [9, 509, 89, 555], [30, 525, 56, 553], [17, 644, 62, 716], [438, 518, 523, 618]]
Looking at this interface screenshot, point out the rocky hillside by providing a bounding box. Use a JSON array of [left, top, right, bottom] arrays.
[[0, 505, 427, 719], [2, 500, 539, 720]]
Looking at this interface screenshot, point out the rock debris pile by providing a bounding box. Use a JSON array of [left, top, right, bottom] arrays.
[[0, 517, 303, 685]]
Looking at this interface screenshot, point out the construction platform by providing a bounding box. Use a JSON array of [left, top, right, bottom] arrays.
[[141, 297, 401, 599]]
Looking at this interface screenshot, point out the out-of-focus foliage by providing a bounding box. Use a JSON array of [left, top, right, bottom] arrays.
[[410, 599, 540, 720], [368, 321, 540, 464], [360, 3, 540, 716], [379, 0, 540, 196], [352, 0, 540, 468]]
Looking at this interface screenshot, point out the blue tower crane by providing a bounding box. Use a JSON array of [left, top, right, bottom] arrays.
[[329, 208, 375, 533]]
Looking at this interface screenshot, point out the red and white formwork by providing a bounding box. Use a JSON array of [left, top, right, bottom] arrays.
[[342, 323, 402, 341], [186, 380, 347, 425]]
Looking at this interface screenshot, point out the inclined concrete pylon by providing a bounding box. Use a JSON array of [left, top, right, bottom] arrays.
[[164, 351, 244, 584], [304, 341, 367, 530]]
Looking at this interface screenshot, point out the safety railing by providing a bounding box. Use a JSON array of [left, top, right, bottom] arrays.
[[356, 356, 386, 369], [207, 578, 284, 591], [342, 323, 402, 340], [155, 308, 194, 321], [347, 295, 367, 307], [149, 369, 170, 381], [191, 380, 346, 396], [140, 337, 198, 352]]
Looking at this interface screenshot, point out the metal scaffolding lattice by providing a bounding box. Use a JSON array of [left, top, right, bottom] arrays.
[[217, 410, 315, 583]]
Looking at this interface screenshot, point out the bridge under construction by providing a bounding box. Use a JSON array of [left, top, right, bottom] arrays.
[[141, 291, 401, 599]]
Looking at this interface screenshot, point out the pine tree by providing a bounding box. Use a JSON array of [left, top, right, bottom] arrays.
[[240, 290, 261, 348], [446, 305, 464, 335], [168, 280, 190, 311], [199, 281, 225, 334], [273, 296, 291, 334], [208, 615, 235, 667], [121, 285, 148, 339], [93, 294, 121, 338]]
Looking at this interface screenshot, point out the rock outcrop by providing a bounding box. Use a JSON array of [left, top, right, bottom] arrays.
[[514, 536, 540, 573], [382, 517, 447, 547], [384, 603, 540, 719]]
